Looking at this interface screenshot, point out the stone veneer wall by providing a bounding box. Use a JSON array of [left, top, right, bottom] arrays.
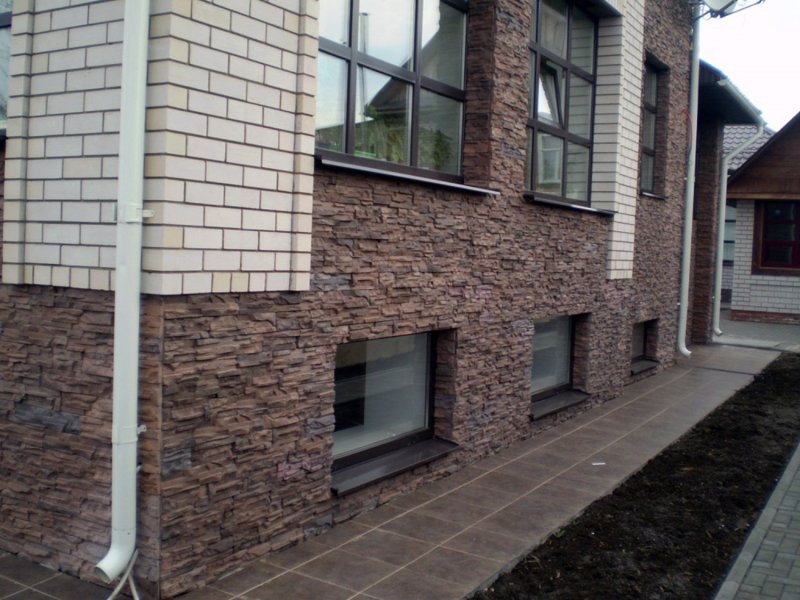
[[1, 0, 315, 294], [690, 115, 724, 343], [0, 0, 693, 597], [731, 201, 800, 321]]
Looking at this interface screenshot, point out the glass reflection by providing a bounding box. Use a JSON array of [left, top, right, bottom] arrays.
[[315, 53, 348, 152], [421, 0, 466, 89], [358, 0, 415, 68], [419, 90, 462, 174], [355, 67, 412, 165]]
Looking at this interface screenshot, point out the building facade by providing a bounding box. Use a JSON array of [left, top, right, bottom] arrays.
[[0, 0, 699, 596]]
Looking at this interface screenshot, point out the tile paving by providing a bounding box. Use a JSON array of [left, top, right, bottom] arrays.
[[0, 344, 788, 600]]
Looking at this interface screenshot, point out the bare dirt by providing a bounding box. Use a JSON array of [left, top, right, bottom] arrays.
[[472, 352, 800, 600]]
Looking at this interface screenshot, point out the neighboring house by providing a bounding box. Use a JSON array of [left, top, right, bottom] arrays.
[[720, 124, 772, 303], [0, 0, 757, 597], [727, 110, 800, 324]]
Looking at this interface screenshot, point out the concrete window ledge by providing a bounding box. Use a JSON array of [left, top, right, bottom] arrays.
[[531, 390, 590, 421], [631, 358, 660, 375], [332, 438, 460, 496]]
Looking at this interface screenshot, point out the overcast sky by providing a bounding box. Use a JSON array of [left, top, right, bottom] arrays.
[[700, 0, 800, 131]]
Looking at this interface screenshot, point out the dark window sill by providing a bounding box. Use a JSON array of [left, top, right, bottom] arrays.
[[331, 438, 459, 496], [630, 358, 659, 375], [523, 192, 615, 217], [531, 390, 590, 420], [317, 156, 499, 197], [640, 191, 666, 201], [751, 265, 800, 278]]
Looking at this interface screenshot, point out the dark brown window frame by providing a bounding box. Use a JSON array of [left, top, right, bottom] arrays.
[[639, 65, 658, 193], [331, 331, 439, 472], [527, 0, 598, 207], [752, 200, 800, 277], [316, 0, 469, 184]]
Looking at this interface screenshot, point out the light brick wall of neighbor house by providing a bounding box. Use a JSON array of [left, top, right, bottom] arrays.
[[731, 201, 800, 321], [1, 0, 315, 294]]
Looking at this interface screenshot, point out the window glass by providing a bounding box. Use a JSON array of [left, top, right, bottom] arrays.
[[765, 223, 795, 242], [766, 202, 795, 221], [642, 110, 656, 149], [536, 132, 563, 194], [567, 74, 591, 137], [319, 0, 350, 45], [570, 6, 594, 73], [760, 201, 800, 269], [723, 242, 735, 262], [333, 333, 431, 458], [355, 68, 412, 164], [419, 90, 462, 174], [631, 322, 646, 359], [537, 60, 564, 126], [358, 0, 415, 67], [640, 154, 654, 193], [0, 3, 10, 130], [315, 53, 348, 152], [764, 246, 793, 265], [540, 0, 568, 57], [565, 143, 589, 202], [644, 68, 658, 106], [532, 316, 571, 395], [421, 0, 466, 89]]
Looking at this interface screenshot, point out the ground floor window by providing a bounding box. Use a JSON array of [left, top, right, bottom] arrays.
[[757, 201, 800, 273], [531, 315, 573, 398], [631, 319, 659, 374], [333, 332, 433, 467]]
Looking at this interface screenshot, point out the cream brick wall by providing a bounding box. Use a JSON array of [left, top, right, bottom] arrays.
[[591, 0, 645, 280], [731, 201, 800, 315], [2, 0, 317, 294]]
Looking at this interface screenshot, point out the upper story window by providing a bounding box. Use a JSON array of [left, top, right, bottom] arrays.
[[640, 66, 658, 192], [0, 0, 12, 133], [527, 0, 596, 205], [757, 201, 800, 273], [316, 0, 468, 178]]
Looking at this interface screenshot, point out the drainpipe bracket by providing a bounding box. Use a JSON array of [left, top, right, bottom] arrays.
[[115, 205, 154, 223], [137, 425, 147, 435], [112, 424, 142, 444]]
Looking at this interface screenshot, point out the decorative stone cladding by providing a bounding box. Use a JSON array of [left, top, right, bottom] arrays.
[[1, 0, 315, 294], [0, 0, 694, 597], [731, 201, 800, 321], [690, 115, 724, 343]]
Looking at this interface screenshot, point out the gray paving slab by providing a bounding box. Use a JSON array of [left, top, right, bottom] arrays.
[[714, 309, 800, 352], [0, 344, 786, 600]]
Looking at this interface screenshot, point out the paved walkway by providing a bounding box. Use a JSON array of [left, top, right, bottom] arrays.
[[0, 344, 787, 600], [715, 308, 800, 352]]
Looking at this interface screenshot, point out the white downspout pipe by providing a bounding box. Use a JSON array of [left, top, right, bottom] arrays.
[[95, 0, 151, 586], [712, 80, 764, 335], [676, 2, 702, 357]]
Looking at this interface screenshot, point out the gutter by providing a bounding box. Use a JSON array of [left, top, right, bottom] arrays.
[[676, 2, 702, 357], [95, 0, 151, 593], [712, 80, 764, 336]]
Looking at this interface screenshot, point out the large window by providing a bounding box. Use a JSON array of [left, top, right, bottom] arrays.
[[531, 316, 573, 397], [757, 201, 800, 272], [333, 333, 434, 467], [527, 0, 596, 204], [640, 66, 658, 193], [316, 0, 468, 178]]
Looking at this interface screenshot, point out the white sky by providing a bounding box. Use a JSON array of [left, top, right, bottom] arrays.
[[700, 0, 800, 131]]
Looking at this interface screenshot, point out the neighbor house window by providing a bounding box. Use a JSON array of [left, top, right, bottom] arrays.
[[757, 201, 800, 271], [723, 202, 737, 264], [333, 333, 434, 467], [0, 1, 12, 132], [527, 0, 596, 204], [531, 315, 573, 397], [316, 0, 468, 177], [640, 66, 658, 192]]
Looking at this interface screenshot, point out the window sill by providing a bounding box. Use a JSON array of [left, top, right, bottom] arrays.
[[317, 156, 499, 197], [523, 193, 615, 217], [640, 191, 666, 201], [331, 438, 460, 496], [630, 358, 659, 375], [531, 390, 590, 420]]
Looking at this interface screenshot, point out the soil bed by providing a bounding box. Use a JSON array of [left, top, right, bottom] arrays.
[[472, 352, 800, 600]]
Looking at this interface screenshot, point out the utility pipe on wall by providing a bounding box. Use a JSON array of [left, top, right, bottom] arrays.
[[95, 0, 151, 588], [676, 1, 702, 357], [712, 79, 764, 336]]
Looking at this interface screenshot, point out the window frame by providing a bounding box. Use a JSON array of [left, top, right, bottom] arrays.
[[316, 0, 469, 184], [527, 0, 598, 206], [639, 65, 658, 194], [531, 315, 575, 401], [0, 5, 12, 135], [752, 200, 800, 276], [331, 331, 438, 472]]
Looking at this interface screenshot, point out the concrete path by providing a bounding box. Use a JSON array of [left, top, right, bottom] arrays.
[[715, 308, 800, 353], [0, 345, 782, 600]]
